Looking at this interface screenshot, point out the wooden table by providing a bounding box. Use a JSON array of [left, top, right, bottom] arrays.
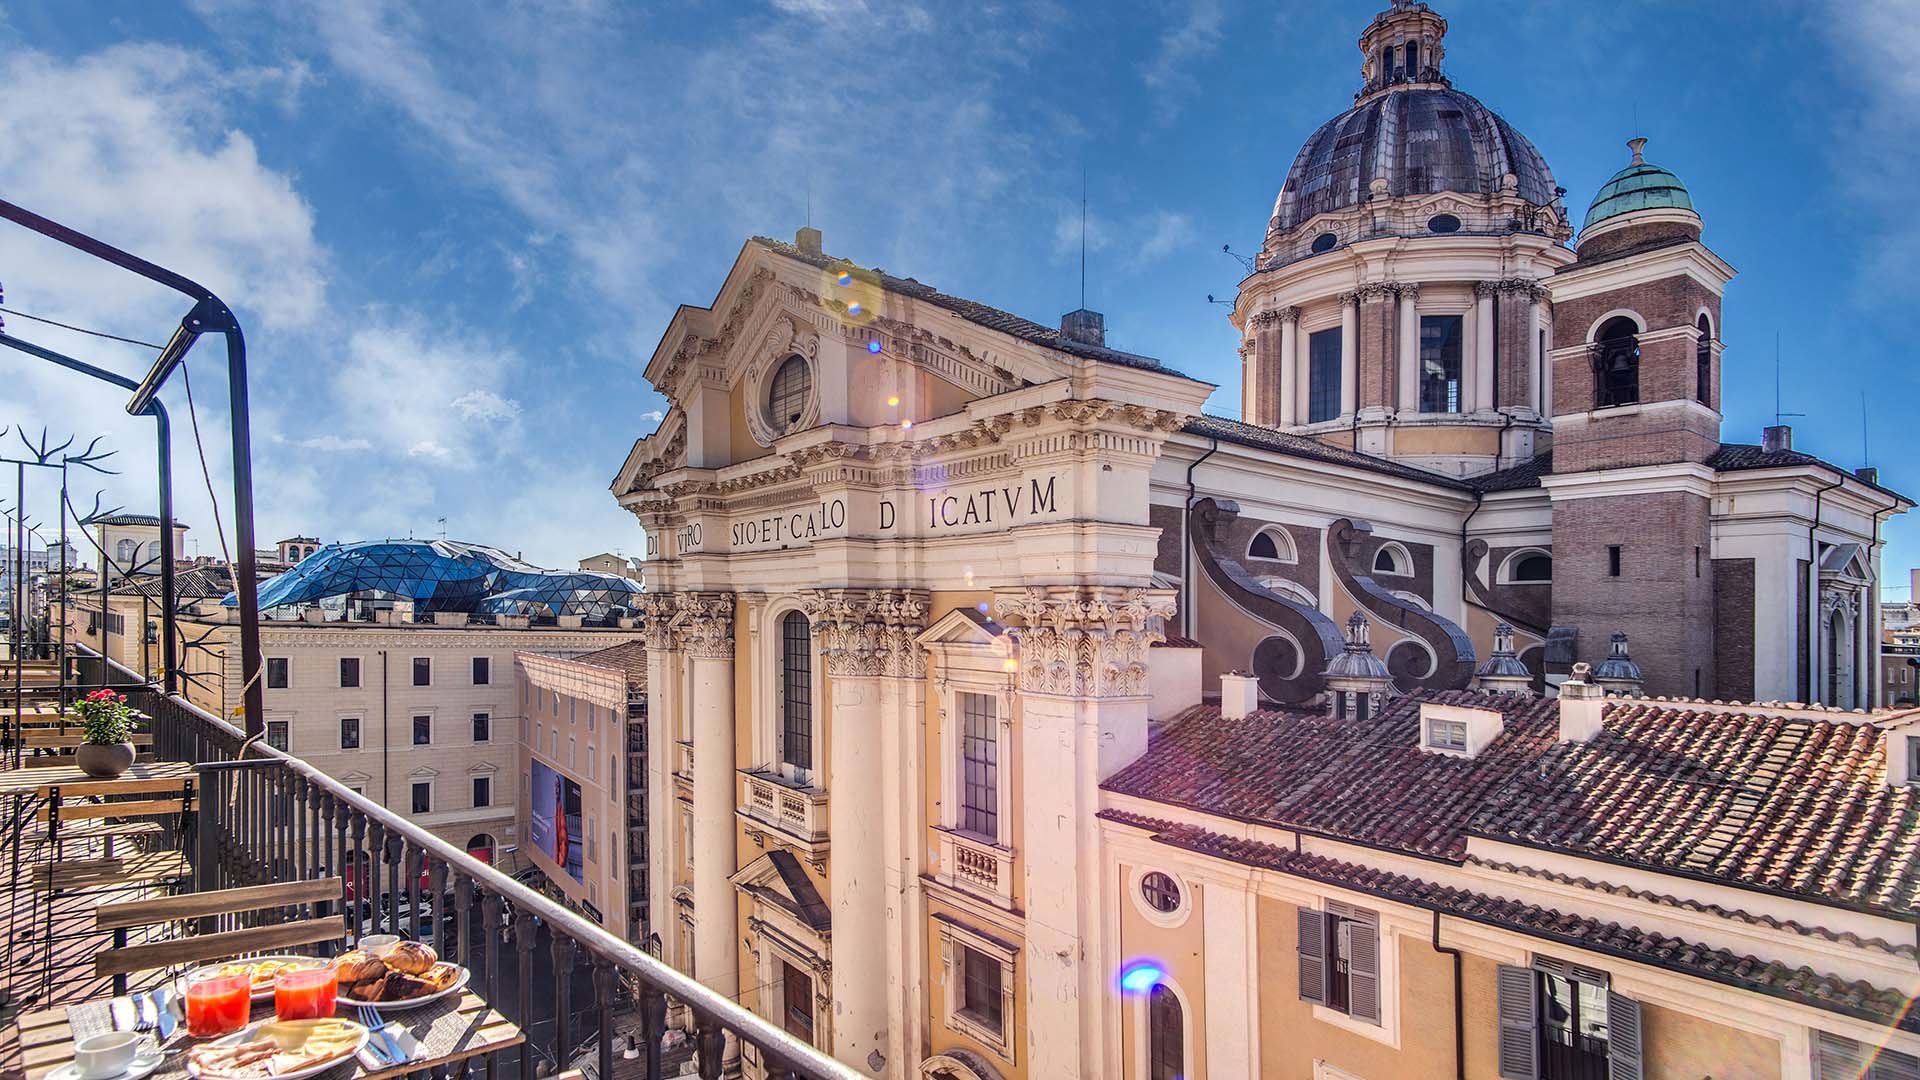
[[21, 989, 523, 1080], [0, 761, 192, 797]]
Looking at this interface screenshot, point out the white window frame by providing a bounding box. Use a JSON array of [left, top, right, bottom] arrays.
[[471, 773, 493, 808], [265, 719, 291, 753], [411, 712, 433, 747], [338, 655, 363, 689], [1424, 717, 1468, 753], [1371, 541, 1413, 577], [1497, 547, 1554, 585], [266, 656, 290, 689], [338, 715, 363, 751], [1128, 865, 1193, 929], [471, 655, 491, 686], [1257, 577, 1319, 609], [409, 777, 434, 815], [751, 598, 825, 787], [411, 656, 432, 687], [588, 743, 598, 783], [1246, 525, 1298, 564], [471, 712, 491, 744], [1129, 973, 1195, 1080], [936, 918, 1018, 1065]]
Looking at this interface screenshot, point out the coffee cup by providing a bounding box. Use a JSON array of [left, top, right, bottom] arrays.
[[73, 1031, 155, 1079], [357, 933, 400, 957]]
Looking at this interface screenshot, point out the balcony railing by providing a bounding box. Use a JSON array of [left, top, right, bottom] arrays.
[[935, 827, 1015, 908], [10, 647, 860, 1080], [737, 769, 828, 853]]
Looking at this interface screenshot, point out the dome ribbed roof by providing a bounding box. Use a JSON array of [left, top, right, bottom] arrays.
[[1583, 143, 1693, 230], [1269, 88, 1559, 236]]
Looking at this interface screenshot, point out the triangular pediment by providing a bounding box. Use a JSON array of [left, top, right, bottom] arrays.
[[1819, 542, 1870, 583], [728, 849, 830, 933], [916, 606, 1009, 648]]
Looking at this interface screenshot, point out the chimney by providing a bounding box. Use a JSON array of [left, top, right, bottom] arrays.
[[1558, 662, 1606, 742], [795, 226, 823, 257], [1856, 466, 1879, 486], [1762, 424, 1793, 453], [1220, 671, 1259, 720], [1059, 308, 1105, 347]]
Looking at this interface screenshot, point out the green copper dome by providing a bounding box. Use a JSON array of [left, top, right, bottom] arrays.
[[1583, 138, 1693, 230]]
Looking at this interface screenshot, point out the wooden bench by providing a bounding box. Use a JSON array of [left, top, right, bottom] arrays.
[[93, 878, 346, 980], [21, 731, 154, 748], [33, 849, 189, 892]]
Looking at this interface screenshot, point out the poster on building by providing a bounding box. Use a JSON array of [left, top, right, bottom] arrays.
[[529, 759, 583, 882]]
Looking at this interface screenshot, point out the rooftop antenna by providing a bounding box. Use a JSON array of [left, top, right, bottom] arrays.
[[1861, 390, 1869, 467], [437, 516, 447, 541], [1773, 331, 1805, 429], [805, 185, 811, 229], [1079, 166, 1088, 311]]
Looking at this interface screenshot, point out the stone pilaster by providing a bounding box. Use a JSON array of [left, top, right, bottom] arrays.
[[676, 591, 737, 1002], [638, 591, 681, 969], [803, 589, 929, 1076], [994, 586, 1174, 1080]]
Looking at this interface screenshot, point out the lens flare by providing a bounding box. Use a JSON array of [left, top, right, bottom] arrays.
[[867, 340, 883, 354], [1002, 658, 1018, 672], [836, 271, 853, 287], [1118, 962, 1165, 994], [975, 602, 989, 615], [887, 395, 900, 407], [847, 301, 864, 317]]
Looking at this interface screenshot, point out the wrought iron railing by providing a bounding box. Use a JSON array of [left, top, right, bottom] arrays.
[[80, 650, 861, 1080]]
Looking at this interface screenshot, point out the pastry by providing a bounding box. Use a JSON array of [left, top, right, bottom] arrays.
[[378, 971, 432, 1001], [186, 1037, 276, 1080], [332, 949, 385, 983], [384, 941, 437, 975]]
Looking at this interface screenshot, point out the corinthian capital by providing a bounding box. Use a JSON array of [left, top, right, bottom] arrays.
[[802, 588, 931, 678], [993, 586, 1175, 698], [675, 591, 736, 660], [639, 591, 679, 652]]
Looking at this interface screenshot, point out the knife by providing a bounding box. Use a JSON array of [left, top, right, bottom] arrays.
[[373, 1020, 409, 1065]]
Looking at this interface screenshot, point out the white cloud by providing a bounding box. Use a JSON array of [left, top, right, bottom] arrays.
[[297, 434, 373, 452], [1141, 0, 1225, 124], [638, 409, 664, 426], [450, 389, 521, 423], [1050, 206, 1193, 271], [407, 440, 451, 460], [1822, 0, 1920, 299], [1135, 211, 1196, 264]]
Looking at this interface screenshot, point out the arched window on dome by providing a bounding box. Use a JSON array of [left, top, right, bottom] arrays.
[[1404, 41, 1419, 79], [1695, 314, 1713, 405], [1593, 316, 1641, 409]]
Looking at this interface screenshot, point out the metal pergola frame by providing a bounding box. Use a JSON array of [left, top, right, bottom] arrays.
[[0, 198, 264, 736]]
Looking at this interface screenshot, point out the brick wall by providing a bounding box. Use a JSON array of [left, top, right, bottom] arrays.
[[1359, 295, 1394, 409], [1222, 514, 1322, 599], [1574, 220, 1700, 264], [1796, 560, 1811, 702], [1549, 402, 1720, 473], [1485, 544, 1553, 629], [1549, 491, 1714, 697], [1712, 558, 1755, 702], [1496, 291, 1537, 411]]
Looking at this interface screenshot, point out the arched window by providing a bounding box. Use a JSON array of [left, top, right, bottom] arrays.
[[144, 541, 164, 569], [1247, 527, 1295, 563], [1593, 316, 1640, 408], [766, 355, 812, 436], [1148, 984, 1184, 1080], [466, 833, 496, 864], [114, 538, 137, 566], [1372, 542, 1412, 577], [780, 611, 813, 771], [1503, 550, 1553, 584], [1695, 314, 1713, 404]]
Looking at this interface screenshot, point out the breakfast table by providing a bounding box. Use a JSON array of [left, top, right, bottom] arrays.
[[18, 988, 523, 1080]]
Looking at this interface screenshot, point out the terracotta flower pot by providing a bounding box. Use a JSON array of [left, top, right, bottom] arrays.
[[75, 742, 136, 778]]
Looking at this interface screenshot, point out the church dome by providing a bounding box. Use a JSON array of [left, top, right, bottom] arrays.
[[1583, 138, 1693, 230], [1269, 87, 1560, 236]]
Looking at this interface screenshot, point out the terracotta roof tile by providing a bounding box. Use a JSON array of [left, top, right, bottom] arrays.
[[1101, 810, 1920, 1034], [574, 640, 648, 690]]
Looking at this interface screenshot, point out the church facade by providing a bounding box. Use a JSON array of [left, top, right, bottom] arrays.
[[611, 3, 1915, 1078]]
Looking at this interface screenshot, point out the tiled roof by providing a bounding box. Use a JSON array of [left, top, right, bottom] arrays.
[[1153, 635, 1203, 649], [1472, 700, 1920, 919], [1472, 452, 1554, 492], [1183, 415, 1476, 491], [1107, 692, 1920, 921], [750, 237, 1198, 380], [1102, 691, 1562, 859], [575, 639, 648, 690], [1463, 445, 1909, 503], [1102, 810, 1919, 1034], [116, 565, 265, 600]]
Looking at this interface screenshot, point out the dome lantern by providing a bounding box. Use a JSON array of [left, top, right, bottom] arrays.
[[1357, 0, 1450, 98]]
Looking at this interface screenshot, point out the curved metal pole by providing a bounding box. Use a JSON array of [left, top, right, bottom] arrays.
[[0, 331, 177, 693]]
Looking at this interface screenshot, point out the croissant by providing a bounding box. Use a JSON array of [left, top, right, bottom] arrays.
[[384, 941, 438, 975], [332, 949, 386, 983]]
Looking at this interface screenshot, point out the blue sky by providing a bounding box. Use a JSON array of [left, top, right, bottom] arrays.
[[1, 0, 1915, 590]]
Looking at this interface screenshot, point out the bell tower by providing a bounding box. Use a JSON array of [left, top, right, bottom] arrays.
[[1544, 138, 1736, 697]]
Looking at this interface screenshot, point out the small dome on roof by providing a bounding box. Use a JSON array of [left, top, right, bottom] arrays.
[[1584, 138, 1693, 230]]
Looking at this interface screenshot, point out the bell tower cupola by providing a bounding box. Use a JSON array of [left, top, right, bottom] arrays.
[[1357, 0, 1449, 99]]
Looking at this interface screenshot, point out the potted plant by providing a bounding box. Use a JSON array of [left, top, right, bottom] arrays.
[[72, 689, 137, 778]]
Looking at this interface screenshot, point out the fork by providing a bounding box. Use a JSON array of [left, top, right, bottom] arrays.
[[356, 1006, 395, 1065], [130, 991, 155, 1033]]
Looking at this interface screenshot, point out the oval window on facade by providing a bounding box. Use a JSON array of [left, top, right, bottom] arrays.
[[1140, 871, 1182, 913], [766, 355, 812, 436], [1310, 232, 1339, 254], [1427, 213, 1462, 234]]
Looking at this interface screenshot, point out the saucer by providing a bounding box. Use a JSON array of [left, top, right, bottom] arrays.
[[48, 1050, 165, 1080]]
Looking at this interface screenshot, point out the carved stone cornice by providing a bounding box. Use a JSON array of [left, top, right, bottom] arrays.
[[1238, 338, 1256, 359], [1488, 277, 1548, 300], [1473, 279, 1500, 298], [1280, 305, 1302, 324], [1251, 309, 1279, 328], [674, 592, 736, 660], [1354, 281, 1397, 303], [802, 589, 930, 678], [1394, 283, 1419, 303], [659, 267, 775, 397], [994, 586, 1174, 698]]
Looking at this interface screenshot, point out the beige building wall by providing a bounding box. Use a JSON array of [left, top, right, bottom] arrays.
[[516, 651, 637, 930]]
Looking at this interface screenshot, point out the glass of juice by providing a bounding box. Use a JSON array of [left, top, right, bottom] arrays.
[[185, 973, 252, 1037], [273, 966, 338, 1021]]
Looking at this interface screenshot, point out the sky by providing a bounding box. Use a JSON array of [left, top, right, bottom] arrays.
[[0, 0, 1914, 591]]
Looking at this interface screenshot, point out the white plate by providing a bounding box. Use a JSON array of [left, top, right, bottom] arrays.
[[181, 956, 328, 1001], [46, 1050, 165, 1080], [335, 963, 470, 1012], [185, 1019, 369, 1080]]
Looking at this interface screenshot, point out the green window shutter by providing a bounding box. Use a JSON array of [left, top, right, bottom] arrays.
[[1296, 907, 1328, 1006], [1346, 919, 1381, 1024], [1606, 992, 1643, 1080], [1496, 964, 1539, 1080]]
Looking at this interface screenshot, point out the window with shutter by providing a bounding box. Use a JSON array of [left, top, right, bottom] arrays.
[[1815, 1031, 1920, 1080], [1606, 992, 1642, 1080], [1296, 907, 1328, 1006], [1496, 964, 1540, 1080], [1345, 919, 1381, 1023]]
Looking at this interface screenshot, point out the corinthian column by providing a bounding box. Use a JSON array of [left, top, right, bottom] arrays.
[[1397, 285, 1420, 412], [997, 586, 1174, 1080], [677, 592, 737, 1001], [1279, 308, 1301, 427], [804, 589, 929, 1076], [1339, 293, 1359, 419], [1474, 281, 1497, 412], [639, 592, 681, 969]]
